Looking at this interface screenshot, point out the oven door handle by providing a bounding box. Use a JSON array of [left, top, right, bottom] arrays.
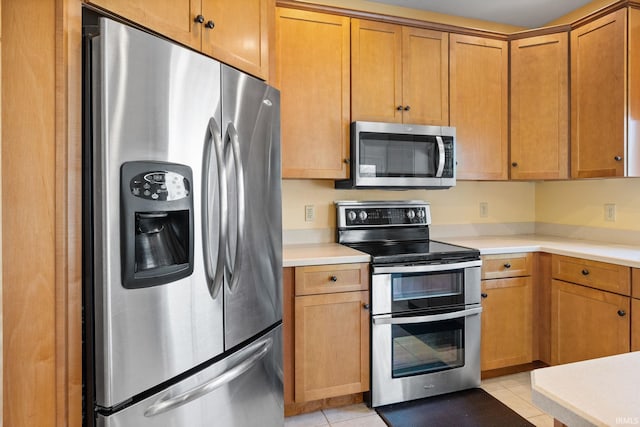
[[372, 260, 482, 274], [372, 306, 482, 325]]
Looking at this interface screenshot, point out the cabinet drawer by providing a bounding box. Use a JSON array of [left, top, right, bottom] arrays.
[[295, 263, 369, 296], [552, 255, 630, 295], [481, 253, 532, 279]]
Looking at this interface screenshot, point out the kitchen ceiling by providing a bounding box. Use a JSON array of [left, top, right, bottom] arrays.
[[366, 0, 595, 28]]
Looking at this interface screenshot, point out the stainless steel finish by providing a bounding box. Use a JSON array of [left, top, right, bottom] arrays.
[[144, 335, 273, 417], [97, 326, 284, 427], [203, 118, 226, 299], [436, 135, 445, 177], [372, 306, 482, 325], [370, 309, 481, 407], [93, 18, 223, 407], [335, 200, 432, 229], [348, 121, 456, 189], [371, 265, 481, 315], [221, 64, 282, 350], [372, 260, 482, 274], [91, 18, 282, 424]]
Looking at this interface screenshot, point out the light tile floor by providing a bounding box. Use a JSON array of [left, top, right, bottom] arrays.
[[284, 372, 555, 427]]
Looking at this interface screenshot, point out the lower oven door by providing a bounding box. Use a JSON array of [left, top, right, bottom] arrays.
[[370, 305, 482, 407]]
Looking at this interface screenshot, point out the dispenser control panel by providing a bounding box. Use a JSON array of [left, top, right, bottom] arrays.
[[129, 171, 190, 201]]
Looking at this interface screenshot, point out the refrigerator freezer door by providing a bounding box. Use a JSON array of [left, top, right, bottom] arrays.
[[97, 325, 283, 427], [221, 65, 282, 350], [92, 18, 224, 408]]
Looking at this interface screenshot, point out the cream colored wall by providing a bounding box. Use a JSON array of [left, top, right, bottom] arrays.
[[543, 0, 618, 26], [283, 179, 536, 231], [536, 178, 640, 230]]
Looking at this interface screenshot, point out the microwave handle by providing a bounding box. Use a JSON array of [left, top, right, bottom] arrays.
[[435, 136, 445, 177]]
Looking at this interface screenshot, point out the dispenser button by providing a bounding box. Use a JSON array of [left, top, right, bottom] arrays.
[[151, 193, 159, 200], [144, 190, 151, 197], [143, 183, 151, 190]]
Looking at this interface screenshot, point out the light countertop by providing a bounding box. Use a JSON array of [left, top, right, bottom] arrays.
[[284, 235, 640, 268], [531, 352, 640, 426]]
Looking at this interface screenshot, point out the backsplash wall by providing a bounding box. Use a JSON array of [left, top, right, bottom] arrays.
[[282, 179, 536, 242]]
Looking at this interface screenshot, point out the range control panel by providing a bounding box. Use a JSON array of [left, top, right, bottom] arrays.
[[336, 201, 431, 228]]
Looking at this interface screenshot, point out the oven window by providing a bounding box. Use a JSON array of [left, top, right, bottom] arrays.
[[391, 270, 464, 311], [359, 133, 437, 177], [392, 317, 465, 377]]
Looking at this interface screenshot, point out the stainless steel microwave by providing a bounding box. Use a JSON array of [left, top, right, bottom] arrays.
[[335, 121, 456, 189]]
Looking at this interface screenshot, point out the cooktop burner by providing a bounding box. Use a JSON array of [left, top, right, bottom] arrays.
[[345, 240, 479, 264], [335, 200, 480, 265]]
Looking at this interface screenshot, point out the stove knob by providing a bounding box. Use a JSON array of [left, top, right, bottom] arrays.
[[347, 210, 357, 222], [416, 209, 425, 218], [407, 210, 416, 220], [358, 210, 368, 221]]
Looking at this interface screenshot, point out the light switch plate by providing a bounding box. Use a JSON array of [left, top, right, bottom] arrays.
[[305, 205, 315, 222]]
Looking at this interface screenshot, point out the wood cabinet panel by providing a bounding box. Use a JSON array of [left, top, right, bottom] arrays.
[[534, 253, 552, 364], [632, 268, 640, 299], [294, 291, 370, 402], [552, 255, 631, 295], [450, 34, 509, 180], [276, 8, 350, 179], [481, 277, 533, 370], [294, 263, 369, 296], [481, 253, 532, 279], [510, 32, 569, 180], [401, 27, 449, 125], [571, 8, 626, 178], [351, 19, 403, 123], [351, 20, 448, 125], [633, 298, 640, 351], [86, 0, 201, 49], [283, 267, 295, 404], [201, 0, 271, 79], [551, 279, 630, 365]]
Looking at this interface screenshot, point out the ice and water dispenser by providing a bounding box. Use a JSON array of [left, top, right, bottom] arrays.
[[120, 161, 194, 288]]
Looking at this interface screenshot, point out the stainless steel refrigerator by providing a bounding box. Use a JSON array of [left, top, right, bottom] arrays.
[[83, 16, 282, 426]]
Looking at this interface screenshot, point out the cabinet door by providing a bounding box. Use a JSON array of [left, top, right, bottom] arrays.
[[450, 34, 509, 180], [276, 8, 350, 179], [551, 280, 630, 365], [633, 298, 640, 352], [351, 19, 403, 123], [402, 27, 449, 125], [481, 277, 533, 370], [86, 0, 201, 49], [294, 291, 370, 402], [571, 9, 626, 178], [201, 0, 271, 79], [511, 33, 569, 180]]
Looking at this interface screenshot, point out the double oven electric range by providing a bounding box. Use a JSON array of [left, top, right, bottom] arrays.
[[336, 201, 482, 407]]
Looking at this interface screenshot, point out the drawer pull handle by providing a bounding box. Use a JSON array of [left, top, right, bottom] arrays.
[[481, 293, 488, 299], [363, 303, 370, 310], [618, 310, 626, 317], [503, 263, 511, 269], [330, 275, 338, 282], [581, 269, 589, 276]]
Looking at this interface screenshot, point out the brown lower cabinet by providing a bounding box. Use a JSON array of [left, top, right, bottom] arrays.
[[551, 279, 630, 365], [633, 298, 640, 351], [284, 264, 370, 410]]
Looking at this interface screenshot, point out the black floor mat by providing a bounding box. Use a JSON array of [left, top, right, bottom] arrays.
[[376, 388, 535, 427]]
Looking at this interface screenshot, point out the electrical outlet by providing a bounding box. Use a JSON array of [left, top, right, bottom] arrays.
[[604, 203, 616, 222], [479, 202, 489, 218], [305, 205, 315, 222]]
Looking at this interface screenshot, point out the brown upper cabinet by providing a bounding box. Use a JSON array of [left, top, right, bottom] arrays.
[[275, 8, 351, 179], [450, 34, 509, 180], [85, 0, 272, 80], [510, 32, 569, 180], [351, 19, 449, 126], [570, 8, 638, 178]]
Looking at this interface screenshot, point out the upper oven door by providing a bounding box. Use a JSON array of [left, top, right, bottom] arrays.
[[352, 121, 455, 188], [371, 261, 481, 315]]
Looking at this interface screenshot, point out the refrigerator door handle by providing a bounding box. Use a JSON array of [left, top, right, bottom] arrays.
[[143, 335, 273, 417], [225, 123, 246, 293], [203, 117, 228, 299]]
